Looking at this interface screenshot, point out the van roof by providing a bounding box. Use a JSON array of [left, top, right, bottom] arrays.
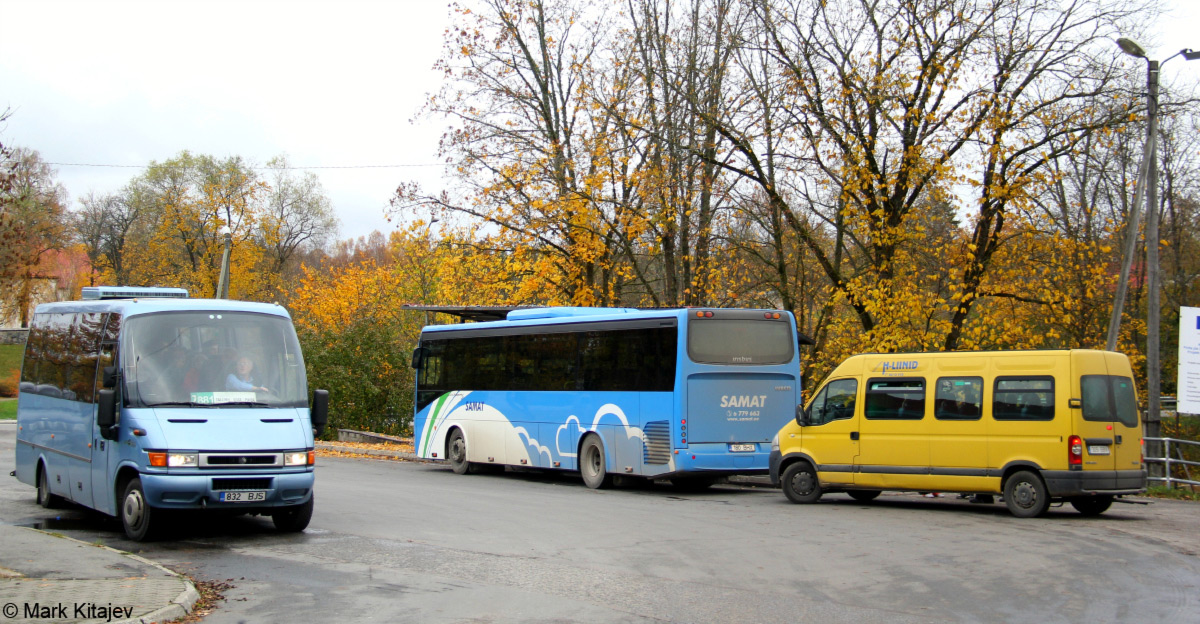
[[33, 298, 291, 319]]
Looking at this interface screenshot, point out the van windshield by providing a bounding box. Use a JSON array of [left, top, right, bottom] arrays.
[[123, 312, 307, 408]]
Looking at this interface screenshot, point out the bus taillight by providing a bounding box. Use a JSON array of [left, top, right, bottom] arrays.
[[1068, 435, 1083, 466]]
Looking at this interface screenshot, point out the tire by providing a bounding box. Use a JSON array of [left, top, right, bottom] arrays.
[[847, 489, 881, 502], [273, 494, 314, 532], [1070, 495, 1113, 516], [121, 477, 157, 541], [448, 429, 472, 475], [580, 435, 612, 489], [781, 462, 822, 504], [1003, 470, 1050, 518], [669, 477, 718, 492], [37, 464, 64, 509]]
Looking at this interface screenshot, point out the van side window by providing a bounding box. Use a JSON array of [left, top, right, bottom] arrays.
[[865, 378, 925, 420], [809, 379, 858, 425], [993, 377, 1054, 421], [1081, 375, 1139, 428], [935, 377, 983, 420]]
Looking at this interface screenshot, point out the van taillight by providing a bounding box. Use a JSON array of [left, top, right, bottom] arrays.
[[1068, 435, 1083, 466]]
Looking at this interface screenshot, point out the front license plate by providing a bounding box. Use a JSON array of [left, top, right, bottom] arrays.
[[1087, 445, 1111, 456], [729, 443, 756, 452], [219, 490, 266, 502]]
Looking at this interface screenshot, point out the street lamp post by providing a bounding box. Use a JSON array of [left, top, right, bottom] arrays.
[[216, 226, 232, 300], [1109, 39, 1200, 469]]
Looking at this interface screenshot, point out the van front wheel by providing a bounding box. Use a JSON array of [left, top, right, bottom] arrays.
[[121, 477, 157, 541], [273, 494, 314, 532], [1070, 495, 1113, 516], [782, 463, 822, 504], [1003, 470, 1049, 518]]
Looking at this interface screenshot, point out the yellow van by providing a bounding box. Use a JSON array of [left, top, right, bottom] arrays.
[[769, 350, 1145, 517]]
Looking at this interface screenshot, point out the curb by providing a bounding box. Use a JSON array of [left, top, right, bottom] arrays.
[[316, 441, 419, 461], [15, 527, 200, 624]]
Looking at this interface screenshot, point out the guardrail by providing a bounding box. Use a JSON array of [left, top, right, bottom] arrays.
[[1143, 437, 1200, 489]]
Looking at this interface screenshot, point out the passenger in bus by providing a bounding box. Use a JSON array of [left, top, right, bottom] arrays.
[[226, 356, 270, 394], [164, 348, 201, 394]]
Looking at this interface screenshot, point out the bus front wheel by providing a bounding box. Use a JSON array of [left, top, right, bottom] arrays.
[[448, 429, 472, 475], [121, 477, 157, 541], [781, 462, 822, 504], [580, 435, 612, 489]]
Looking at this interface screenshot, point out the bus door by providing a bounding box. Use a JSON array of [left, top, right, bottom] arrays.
[[90, 330, 120, 515], [1074, 353, 1118, 483], [799, 378, 859, 485]]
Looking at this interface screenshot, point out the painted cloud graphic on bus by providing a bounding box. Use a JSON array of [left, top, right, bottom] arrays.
[[556, 403, 645, 458]]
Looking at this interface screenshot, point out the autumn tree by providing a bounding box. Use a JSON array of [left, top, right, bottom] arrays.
[[0, 147, 69, 327]]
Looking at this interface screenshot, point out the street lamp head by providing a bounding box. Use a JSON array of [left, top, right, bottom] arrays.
[[1117, 37, 1147, 58], [1183, 48, 1200, 61]]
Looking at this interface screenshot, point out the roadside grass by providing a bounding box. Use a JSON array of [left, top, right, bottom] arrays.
[[0, 399, 15, 420], [1144, 485, 1200, 501], [0, 343, 23, 373]]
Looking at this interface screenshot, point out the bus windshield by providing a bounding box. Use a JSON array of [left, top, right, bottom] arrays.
[[123, 312, 307, 408], [688, 318, 794, 365]]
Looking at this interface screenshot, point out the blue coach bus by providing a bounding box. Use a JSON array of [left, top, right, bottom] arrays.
[[410, 306, 808, 489], [14, 287, 328, 540]]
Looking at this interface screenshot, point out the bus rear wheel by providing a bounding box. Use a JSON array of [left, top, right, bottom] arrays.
[[448, 429, 472, 475], [781, 462, 822, 504], [580, 435, 612, 489], [1070, 495, 1113, 516], [37, 464, 64, 509]]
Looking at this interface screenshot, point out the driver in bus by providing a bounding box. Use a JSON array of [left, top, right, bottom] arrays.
[[226, 356, 270, 394]]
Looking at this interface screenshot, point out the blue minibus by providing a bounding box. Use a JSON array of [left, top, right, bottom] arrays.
[[14, 287, 328, 540], [410, 307, 807, 488]]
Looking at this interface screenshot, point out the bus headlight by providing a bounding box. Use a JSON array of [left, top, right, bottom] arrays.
[[284, 452, 309, 466], [167, 453, 198, 467], [771, 433, 780, 452]]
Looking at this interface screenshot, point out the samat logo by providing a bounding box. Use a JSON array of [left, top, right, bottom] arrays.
[[874, 360, 920, 375]]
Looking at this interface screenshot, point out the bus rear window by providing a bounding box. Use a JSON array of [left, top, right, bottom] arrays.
[[687, 318, 794, 365]]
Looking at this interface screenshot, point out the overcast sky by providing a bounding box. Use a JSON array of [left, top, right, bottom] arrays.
[[3, 0, 1199, 242]]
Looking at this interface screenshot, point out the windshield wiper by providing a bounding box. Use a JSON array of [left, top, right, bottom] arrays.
[[147, 401, 214, 408], [212, 401, 271, 408]]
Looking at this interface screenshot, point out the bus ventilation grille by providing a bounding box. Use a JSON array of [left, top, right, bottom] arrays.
[[643, 421, 671, 465]]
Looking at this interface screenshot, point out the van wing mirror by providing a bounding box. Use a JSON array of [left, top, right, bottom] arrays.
[[97, 389, 119, 440], [311, 389, 329, 438], [796, 404, 811, 427]]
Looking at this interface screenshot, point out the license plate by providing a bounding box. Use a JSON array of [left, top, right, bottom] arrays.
[[729, 443, 756, 452], [219, 490, 266, 502], [1087, 445, 1111, 456]]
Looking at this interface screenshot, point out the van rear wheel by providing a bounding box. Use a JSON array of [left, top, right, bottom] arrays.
[[1003, 470, 1049, 518], [847, 490, 881, 502], [1070, 495, 1113, 516], [781, 463, 822, 504]]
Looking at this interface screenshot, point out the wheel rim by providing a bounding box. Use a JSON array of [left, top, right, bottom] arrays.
[[790, 470, 815, 496], [38, 470, 47, 504], [450, 434, 465, 464], [586, 445, 601, 477], [124, 488, 146, 529], [1012, 480, 1037, 509]]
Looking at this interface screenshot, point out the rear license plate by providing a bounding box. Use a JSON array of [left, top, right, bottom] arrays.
[[219, 491, 266, 502], [729, 443, 756, 452], [1087, 445, 1111, 456]]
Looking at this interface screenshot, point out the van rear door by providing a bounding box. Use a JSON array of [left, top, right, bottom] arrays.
[[1103, 353, 1142, 477], [1073, 352, 1117, 482]]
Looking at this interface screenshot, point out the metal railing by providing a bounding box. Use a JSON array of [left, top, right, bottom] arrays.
[[1143, 437, 1200, 488]]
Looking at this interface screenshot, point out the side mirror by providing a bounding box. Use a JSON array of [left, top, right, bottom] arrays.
[[97, 389, 119, 440], [102, 366, 118, 389], [311, 389, 329, 437], [796, 404, 811, 427], [411, 346, 427, 370]]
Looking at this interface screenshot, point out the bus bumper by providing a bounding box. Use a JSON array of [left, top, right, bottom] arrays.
[[1041, 469, 1146, 497], [138, 470, 315, 509]]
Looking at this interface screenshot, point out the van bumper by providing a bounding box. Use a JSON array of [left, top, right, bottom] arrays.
[[139, 470, 315, 509], [1041, 469, 1146, 497]]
